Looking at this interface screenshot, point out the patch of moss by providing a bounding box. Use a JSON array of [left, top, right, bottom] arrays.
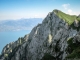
[[66, 37, 80, 59], [66, 47, 80, 59], [67, 37, 77, 53], [67, 37, 73, 45], [77, 17, 80, 21]]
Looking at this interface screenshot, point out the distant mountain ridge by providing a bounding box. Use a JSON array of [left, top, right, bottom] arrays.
[[0, 18, 43, 31]]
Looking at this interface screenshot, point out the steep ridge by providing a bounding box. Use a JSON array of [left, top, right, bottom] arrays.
[[0, 9, 80, 60]]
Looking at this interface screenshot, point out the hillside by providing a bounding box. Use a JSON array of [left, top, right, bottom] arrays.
[[53, 9, 80, 25], [0, 18, 42, 31], [0, 9, 80, 60]]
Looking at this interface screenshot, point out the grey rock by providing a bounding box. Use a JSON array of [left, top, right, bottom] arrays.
[[0, 10, 80, 60], [74, 19, 79, 27]]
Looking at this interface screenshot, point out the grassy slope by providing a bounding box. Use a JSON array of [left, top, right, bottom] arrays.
[[53, 9, 80, 25]]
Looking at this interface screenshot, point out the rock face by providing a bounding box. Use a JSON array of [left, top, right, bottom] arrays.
[[74, 20, 79, 27], [0, 9, 80, 60]]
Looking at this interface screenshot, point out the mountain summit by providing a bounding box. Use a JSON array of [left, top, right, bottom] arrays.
[[0, 9, 80, 60]]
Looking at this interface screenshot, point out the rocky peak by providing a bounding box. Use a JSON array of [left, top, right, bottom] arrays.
[[0, 9, 80, 60]]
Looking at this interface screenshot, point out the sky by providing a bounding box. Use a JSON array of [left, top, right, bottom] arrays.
[[0, 0, 80, 20]]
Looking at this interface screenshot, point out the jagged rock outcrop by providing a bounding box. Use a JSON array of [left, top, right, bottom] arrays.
[[0, 9, 80, 60], [74, 20, 79, 27]]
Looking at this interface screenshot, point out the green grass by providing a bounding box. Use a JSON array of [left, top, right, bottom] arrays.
[[53, 9, 80, 25], [77, 17, 80, 21]]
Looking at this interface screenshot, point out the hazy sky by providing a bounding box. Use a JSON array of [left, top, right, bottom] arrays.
[[0, 0, 80, 20]]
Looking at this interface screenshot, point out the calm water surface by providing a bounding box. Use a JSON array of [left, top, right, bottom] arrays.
[[0, 30, 30, 54]]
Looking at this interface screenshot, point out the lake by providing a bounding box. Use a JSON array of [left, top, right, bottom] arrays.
[[0, 30, 30, 54]]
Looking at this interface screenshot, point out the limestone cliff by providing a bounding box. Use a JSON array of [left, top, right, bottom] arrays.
[[0, 9, 80, 60]]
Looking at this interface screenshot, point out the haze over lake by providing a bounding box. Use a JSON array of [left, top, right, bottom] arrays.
[[0, 18, 42, 54]]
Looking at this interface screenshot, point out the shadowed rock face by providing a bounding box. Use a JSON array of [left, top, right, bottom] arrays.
[[0, 9, 80, 60]]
